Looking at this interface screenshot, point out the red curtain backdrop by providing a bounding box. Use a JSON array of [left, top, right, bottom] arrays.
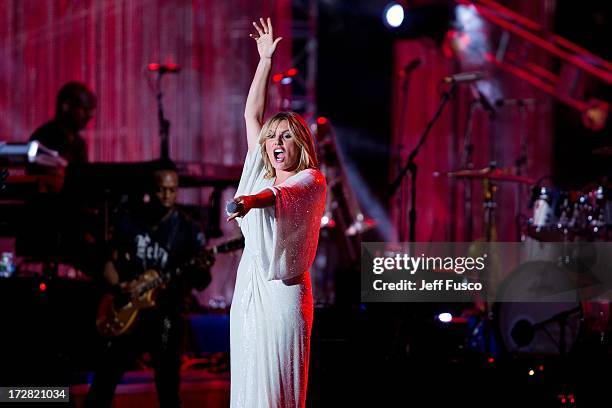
[[390, 0, 556, 243], [0, 0, 292, 306], [0, 0, 291, 164]]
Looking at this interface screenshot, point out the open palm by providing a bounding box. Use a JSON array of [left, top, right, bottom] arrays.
[[250, 17, 282, 59]]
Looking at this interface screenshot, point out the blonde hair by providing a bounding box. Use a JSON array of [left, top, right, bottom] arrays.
[[258, 111, 318, 179]]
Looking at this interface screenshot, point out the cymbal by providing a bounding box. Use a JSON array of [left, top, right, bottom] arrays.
[[592, 146, 612, 157], [447, 167, 535, 185]]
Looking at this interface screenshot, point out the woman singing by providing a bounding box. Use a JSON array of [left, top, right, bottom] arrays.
[[227, 17, 326, 408]]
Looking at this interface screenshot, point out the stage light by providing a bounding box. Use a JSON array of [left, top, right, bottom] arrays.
[[487, 357, 495, 364], [438, 312, 453, 323], [316, 116, 328, 125], [280, 77, 292, 85], [528, 369, 535, 376], [445, 4, 488, 66], [272, 73, 284, 83], [39, 282, 47, 292], [384, 3, 405, 28], [286, 68, 298, 77]]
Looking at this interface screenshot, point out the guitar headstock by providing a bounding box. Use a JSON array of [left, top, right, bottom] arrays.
[[214, 236, 245, 254], [188, 236, 245, 272]]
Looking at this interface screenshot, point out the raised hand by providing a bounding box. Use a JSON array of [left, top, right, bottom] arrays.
[[250, 17, 282, 59]]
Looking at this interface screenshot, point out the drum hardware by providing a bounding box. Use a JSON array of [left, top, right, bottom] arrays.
[[448, 164, 536, 243], [509, 306, 581, 356], [494, 257, 612, 356], [447, 165, 536, 185], [526, 183, 611, 241]]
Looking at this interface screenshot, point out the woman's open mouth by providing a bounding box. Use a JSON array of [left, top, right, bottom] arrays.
[[273, 148, 285, 163]]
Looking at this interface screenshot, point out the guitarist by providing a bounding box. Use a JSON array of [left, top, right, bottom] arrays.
[[85, 160, 209, 408]]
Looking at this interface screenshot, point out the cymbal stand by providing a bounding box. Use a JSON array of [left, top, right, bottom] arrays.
[[483, 173, 498, 243], [460, 100, 479, 241], [514, 101, 529, 240]]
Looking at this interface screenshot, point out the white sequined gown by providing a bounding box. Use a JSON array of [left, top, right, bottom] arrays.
[[230, 147, 326, 408]]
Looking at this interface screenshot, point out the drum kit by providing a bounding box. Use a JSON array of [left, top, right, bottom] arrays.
[[446, 155, 612, 358]]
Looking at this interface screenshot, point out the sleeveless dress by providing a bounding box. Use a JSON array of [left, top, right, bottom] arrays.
[[230, 146, 326, 408]]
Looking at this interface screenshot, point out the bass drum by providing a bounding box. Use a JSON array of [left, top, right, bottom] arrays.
[[493, 261, 610, 355]]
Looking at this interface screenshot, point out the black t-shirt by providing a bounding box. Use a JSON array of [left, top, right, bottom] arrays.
[[29, 120, 88, 164], [111, 207, 206, 312]]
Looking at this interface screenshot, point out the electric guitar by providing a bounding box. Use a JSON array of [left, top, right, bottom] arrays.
[[96, 236, 244, 337]]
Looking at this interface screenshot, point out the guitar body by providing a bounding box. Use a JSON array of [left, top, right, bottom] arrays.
[[96, 270, 159, 337], [95, 236, 245, 337]]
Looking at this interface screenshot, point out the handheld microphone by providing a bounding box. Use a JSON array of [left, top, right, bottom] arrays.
[[226, 201, 244, 216], [442, 71, 484, 83]]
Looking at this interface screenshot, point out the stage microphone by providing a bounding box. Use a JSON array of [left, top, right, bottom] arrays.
[[400, 58, 421, 75], [226, 201, 244, 216], [442, 71, 485, 84], [147, 63, 181, 74]]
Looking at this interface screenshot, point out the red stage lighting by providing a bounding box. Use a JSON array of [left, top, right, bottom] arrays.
[[316, 116, 328, 125], [39, 282, 47, 292], [272, 73, 284, 83], [286, 68, 298, 77], [165, 63, 179, 71]]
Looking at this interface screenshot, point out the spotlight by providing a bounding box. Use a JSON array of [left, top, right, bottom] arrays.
[[438, 312, 453, 323], [383, 3, 405, 28], [273, 68, 299, 85]]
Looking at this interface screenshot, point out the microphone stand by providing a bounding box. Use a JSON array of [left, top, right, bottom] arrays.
[[389, 82, 457, 242], [396, 65, 417, 241], [155, 72, 171, 160]]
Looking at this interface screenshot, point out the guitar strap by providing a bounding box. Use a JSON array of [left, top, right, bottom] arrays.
[[160, 210, 181, 270]]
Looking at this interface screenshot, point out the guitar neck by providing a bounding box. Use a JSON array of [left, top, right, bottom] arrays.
[[211, 236, 245, 254], [134, 236, 244, 295]]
